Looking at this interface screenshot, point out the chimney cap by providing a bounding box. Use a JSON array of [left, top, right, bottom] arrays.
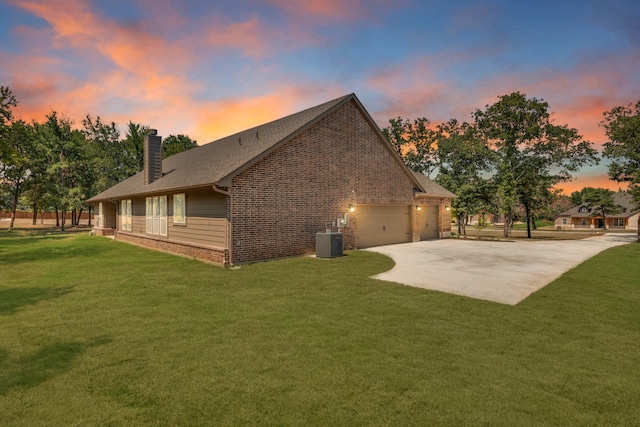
[[148, 129, 158, 136]]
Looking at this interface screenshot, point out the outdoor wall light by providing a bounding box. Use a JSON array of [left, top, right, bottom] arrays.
[[349, 204, 355, 212], [416, 205, 422, 211], [445, 206, 450, 211]]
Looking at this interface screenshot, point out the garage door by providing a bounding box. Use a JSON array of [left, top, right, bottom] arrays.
[[357, 205, 411, 248], [420, 206, 439, 240]]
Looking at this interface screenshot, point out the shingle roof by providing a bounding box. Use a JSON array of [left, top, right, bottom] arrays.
[[88, 93, 426, 202], [557, 192, 639, 218], [412, 172, 457, 198]]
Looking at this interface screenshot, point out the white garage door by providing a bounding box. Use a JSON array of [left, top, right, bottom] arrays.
[[357, 205, 412, 248]]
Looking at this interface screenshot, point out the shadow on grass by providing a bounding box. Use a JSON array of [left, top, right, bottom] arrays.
[[0, 239, 110, 265], [0, 336, 111, 395], [0, 287, 73, 316]]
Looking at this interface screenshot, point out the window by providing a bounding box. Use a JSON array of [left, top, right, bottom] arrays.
[[562, 218, 567, 225], [173, 193, 186, 224], [581, 219, 587, 226], [578, 206, 589, 213], [613, 218, 625, 227], [146, 196, 167, 236], [97, 202, 104, 228], [121, 199, 132, 231]]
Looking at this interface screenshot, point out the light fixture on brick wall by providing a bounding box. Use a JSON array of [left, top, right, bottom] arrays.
[[349, 204, 355, 212], [445, 206, 450, 211], [416, 205, 422, 211]]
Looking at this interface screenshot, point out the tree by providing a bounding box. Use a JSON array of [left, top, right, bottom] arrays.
[[0, 86, 17, 127], [547, 193, 574, 220], [601, 100, 640, 239], [122, 121, 149, 173], [162, 134, 198, 159], [434, 119, 495, 235], [0, 120, 35, 230], [581, 188, 621, 230], [382, 117, 438, 176], [474, 92, 598, 238]]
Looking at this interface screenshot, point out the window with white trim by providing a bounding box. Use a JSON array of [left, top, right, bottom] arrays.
[[562, 218, 567, 225], [146, 196, 167, 236], [613, 218, 625, 227], [173, 193, 186, 225], [121, 199, 132, 231]]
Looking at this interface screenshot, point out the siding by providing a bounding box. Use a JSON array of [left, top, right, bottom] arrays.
[[169, 188, 227, 248], [122, 189, 227, 248]]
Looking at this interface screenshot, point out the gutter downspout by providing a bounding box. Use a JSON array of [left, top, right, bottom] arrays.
[[213, 184, 232, 266]]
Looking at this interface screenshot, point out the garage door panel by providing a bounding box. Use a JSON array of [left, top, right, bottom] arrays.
[[357, 205, 411, 248], [420, 206, 439, 240]]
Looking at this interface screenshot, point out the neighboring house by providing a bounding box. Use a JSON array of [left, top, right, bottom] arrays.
[[88, 94, 455, 265], [555, 192, 639, 230]]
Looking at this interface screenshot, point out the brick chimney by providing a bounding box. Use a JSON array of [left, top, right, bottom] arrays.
[[144, 129, 162, 185]]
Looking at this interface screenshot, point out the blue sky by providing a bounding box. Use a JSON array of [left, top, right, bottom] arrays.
[[1, 0, 638, 192]]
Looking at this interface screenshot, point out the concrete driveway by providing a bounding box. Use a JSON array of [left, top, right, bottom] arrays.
[[364, 233, 636, 305]]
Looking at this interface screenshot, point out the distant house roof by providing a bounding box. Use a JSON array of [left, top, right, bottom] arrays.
[[412, 172, 457, 198], [89, 93, 429, 202], [557, 192, 639, 218]]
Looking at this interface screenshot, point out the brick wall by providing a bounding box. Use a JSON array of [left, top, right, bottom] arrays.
[[230, 100, 416, 264], [116, 232, 229, 265]]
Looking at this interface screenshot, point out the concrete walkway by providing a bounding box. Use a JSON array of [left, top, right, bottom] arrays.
[[364, 233, 636, 305]]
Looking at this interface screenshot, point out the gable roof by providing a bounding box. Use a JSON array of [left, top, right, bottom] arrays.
[[412, 172, 457, 198], [88, 93, 423, 202], [557, 192, 639, 218]]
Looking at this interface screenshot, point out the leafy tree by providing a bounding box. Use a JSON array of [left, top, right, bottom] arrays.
[[601, 100, 640, 238], [382, 117, 438, 176], [434, 119, 495, 235], [581, 187, 621, 230], [122, 121, 149, 173], [82, 115, 124, 194], [570, 187, 598, 206], [474, 92, 598, 238], [547, 193, 574, 220], [0, 86, 17, 127], [42, 112, 89, 231], [0, 120, 35, 230], [162, 134, 198, 159]]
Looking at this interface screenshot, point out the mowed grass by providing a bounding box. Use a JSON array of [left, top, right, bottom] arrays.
[[1, 230, 639, 426]]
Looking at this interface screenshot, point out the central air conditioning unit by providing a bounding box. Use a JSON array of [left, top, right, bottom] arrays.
[[315, 232, 344, 258]]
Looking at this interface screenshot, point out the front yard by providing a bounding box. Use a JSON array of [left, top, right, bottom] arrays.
[[1, 229, 639, 425]]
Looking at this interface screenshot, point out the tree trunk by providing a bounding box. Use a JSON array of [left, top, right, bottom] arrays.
[[32, 204, 37, 225], [8, 184, 20, 232], [55, 208, 59, 227], [61, 210, 66, 232], [88, 205, 92, 227], [78, 208, 83, 226], [503, 214, 512, 238], [525, 203, 532, 239]]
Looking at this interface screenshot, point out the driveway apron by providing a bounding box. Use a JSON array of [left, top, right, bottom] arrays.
[[364, 233, 636, 305]]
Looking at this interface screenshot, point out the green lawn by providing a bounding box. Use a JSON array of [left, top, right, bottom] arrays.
[[1, 230, 639, 425]]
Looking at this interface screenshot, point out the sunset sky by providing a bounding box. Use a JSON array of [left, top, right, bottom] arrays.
[[1, 0, 638, 193]]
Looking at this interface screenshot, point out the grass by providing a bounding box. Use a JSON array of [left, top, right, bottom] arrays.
[[1, 229, 640, 425]]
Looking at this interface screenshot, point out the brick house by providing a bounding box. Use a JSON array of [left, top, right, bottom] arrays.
[[555, 192, 639, 230], [88, 94, 455, 265]]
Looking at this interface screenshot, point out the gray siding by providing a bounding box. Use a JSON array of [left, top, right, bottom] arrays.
[[131, 197, 146, 233]]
